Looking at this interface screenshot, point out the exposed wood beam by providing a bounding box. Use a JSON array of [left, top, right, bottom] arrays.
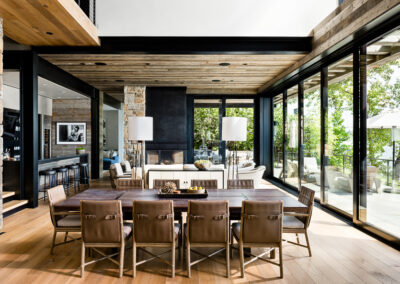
[[0, 0, 99, 46]]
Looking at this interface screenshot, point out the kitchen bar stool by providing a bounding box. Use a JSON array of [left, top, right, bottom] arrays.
[[39, 169, 57, 201], [68, 165, 80, 193], [80, 163, 89, 187], [56, 167, 70, 195]]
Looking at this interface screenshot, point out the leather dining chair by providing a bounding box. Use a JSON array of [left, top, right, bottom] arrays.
[[227, 179, 254, 190], [132, 200, 180, 278], [80, 200, 132, 278], [47, 185, 81, 254], [186, 200, 230, 278], [232, 200, 283, 279], [116, 178, 143, 190], [191, 179, 218, 189], [283, 186, 315, 256]]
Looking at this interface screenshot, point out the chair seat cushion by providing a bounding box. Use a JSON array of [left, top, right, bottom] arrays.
[[283, 216, 305, 229], [57, 215, 81, 227], [232, 222, 241, 241], [123, 223, 133, 239]]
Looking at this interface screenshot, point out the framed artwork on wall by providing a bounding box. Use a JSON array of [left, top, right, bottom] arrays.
[[56, 122, 86, 145]]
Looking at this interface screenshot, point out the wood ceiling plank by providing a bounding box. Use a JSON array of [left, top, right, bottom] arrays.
[[40, 53, 304, 94], [0, 0, 99, 46]]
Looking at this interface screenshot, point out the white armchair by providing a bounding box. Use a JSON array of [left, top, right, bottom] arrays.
[[238, 166, 266, 188]]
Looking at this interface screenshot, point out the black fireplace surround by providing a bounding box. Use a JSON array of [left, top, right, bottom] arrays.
[[145, 87, 187, 164]]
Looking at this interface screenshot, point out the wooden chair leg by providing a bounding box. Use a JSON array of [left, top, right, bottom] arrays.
[[64, 232, 68, 243], [171, 243, 175, 278], [119, 243, 125, 278], [81, 243, 85, 278], [239, 242, 244, 278], [186, 241, 191, 278], [226, 243, 230, 278], [279, 244, 283, 279], [230, 229, 233, 258], [132, 241, 136, 278], [296, 233, 300, 244], [51, 230, 57, 255], [304, 230, 312, 257]]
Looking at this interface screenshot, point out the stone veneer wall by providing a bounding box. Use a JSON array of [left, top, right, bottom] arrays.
[[0, 18, 3, 229], [51, 99, 91, 171], [123, 85, 145, 161]]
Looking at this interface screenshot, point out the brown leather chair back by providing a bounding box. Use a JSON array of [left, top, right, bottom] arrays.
[[133, 200, 174, 243], [298, 186, 315, 228], [47, 185, 66, 226], [188, 200, 229, 243], [241, 200, 282, 244], [116, 179, 143, 190], [227, 179, 254, 190], [191, 179, 218, 189], [80, 200, 123, 244], [153, 179, 179, 189]]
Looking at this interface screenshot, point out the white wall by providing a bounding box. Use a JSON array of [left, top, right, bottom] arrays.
[[3, 84, 52, 115], [96, 0, 337, 37]]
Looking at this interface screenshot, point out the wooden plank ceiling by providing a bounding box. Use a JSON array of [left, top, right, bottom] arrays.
[[40, 53, 305, 98], [0, 0, 99, 46]]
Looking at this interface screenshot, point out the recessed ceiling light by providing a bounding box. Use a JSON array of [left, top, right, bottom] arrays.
[[46, 31, 53, 35], [95, 62, 107, 66], [219, 62, 230, 66], [212, 79, 221, 82]]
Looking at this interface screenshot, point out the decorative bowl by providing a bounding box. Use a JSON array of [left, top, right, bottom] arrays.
[[194, 160, 212, 171]]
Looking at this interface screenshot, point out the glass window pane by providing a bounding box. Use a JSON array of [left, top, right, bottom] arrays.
[[365, 28, 400, 237], [273, 94, 284, 179], [226, 103, 254, 163], [285, 86, 299, 188], [302, 73, 321, 199], [194, 99, 221, 162], [325, 55, 353, 214]]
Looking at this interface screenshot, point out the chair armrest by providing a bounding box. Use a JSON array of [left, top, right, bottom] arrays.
[[284, 212, 309, 217], [53, 211, 80, 216]]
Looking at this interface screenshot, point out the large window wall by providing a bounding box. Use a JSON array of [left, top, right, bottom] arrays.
[[364, 29, 400, 238], [269, 25, 400, 245]]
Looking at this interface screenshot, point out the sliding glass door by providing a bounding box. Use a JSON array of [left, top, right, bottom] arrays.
[[364, 28, 400, 238], [302, 73, 321, 199], [284, 86, 299, 188], [273, 95, 284, 179]]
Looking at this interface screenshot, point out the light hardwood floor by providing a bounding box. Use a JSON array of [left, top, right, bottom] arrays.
[[1, 178, 400, 284]]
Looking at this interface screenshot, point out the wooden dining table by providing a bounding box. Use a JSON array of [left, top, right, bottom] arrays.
[[54, 187, 307, 215]]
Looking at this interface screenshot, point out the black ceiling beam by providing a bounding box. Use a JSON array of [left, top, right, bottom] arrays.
[[37, 57, 96, 98], [34, 36, 312, 55], [103, 93, 122, 109]]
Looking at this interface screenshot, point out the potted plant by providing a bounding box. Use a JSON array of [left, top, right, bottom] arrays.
[[76, 147, 85, 154]]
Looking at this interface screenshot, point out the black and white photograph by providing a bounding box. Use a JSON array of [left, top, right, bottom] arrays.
[[56, 122, 86, 145]]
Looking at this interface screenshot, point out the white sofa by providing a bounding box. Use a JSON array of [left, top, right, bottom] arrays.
[[142, 162, 264, 189]]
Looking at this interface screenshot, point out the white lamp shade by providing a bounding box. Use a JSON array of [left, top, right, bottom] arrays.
[[128, 116, 153, 141], [222, 117, 247, 141]]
